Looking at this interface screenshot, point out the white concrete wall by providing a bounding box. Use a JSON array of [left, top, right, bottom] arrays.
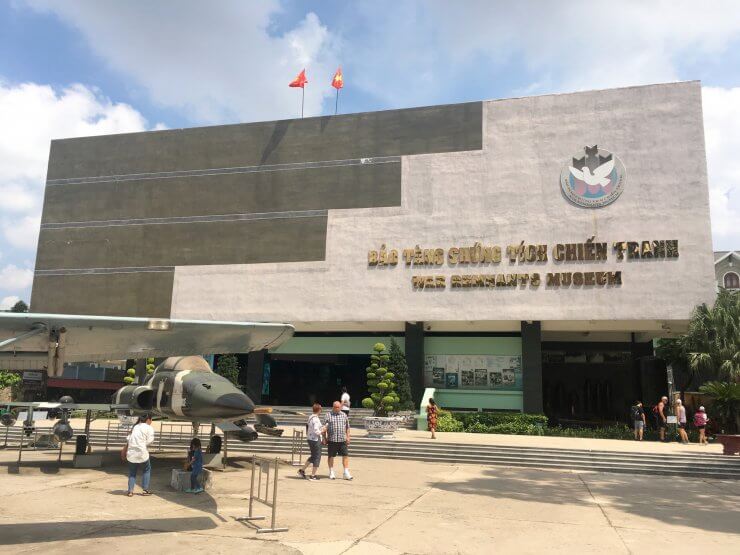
[[171, 82, 716, 329]]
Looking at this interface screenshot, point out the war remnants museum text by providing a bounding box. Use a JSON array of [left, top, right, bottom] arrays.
[[367, 238, 679, 290]]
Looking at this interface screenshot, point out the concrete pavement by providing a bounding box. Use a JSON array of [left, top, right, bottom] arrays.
[[0, 447, 737, 554]]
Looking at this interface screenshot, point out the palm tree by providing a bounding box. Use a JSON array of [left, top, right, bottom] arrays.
[[658, 290, 740, 387], [699, 381, 740, 434], [685, 289, 740, 383]]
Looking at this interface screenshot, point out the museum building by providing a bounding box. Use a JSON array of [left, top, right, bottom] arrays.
[[31, 81, 716, 421]]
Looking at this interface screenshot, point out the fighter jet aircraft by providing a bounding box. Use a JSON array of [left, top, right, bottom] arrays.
[[0, 312, 295, 444], [112, 355, 283, 441]]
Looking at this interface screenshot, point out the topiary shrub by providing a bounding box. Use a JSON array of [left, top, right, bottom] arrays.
[[123, 368, 136, 385], [361, 343, 398, 416]]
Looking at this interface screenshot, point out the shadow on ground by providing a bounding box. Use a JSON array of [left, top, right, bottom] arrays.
[[0, 452, 255, 522], [431, 467, 739, 535], [0, 517, 217, 545]]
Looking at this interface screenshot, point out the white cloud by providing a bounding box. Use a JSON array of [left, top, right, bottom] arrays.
[[25, 1, 340, 124], [0, 296, 21, 310], [702, 87, 740, 250], [0, 265, 33, 290], [0, 81, 154, 300]]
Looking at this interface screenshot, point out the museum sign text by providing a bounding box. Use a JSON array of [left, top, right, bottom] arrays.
[[367, 238, 679, 290]]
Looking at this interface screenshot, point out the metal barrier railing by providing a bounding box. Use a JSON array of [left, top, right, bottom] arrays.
[[289, 429, 304, 466], [237, 456, 288, 533]]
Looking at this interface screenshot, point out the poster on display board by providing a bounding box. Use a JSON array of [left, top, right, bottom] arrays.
[[424, 354, 522, 391]]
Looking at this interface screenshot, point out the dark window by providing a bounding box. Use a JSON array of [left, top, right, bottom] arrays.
[[724, 272, 739, 289]]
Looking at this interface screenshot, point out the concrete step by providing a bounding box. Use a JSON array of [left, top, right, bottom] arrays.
[[5, 427, 738, 479]]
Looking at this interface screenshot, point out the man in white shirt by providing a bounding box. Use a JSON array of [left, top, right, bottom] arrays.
[[125, 414, 155, 496], [340, 387, 351, 417]]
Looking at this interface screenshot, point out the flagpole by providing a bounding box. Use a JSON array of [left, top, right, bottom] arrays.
[[301, 87, 305, 119], [335, 88, 339, 115]]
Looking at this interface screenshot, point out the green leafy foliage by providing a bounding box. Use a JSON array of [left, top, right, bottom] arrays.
[[216, 354, 241, 386], [657, 289, 740, 388], [436, 410, 464, 432], [387, 337, 414, 411], [10, 300, 29, 313], [362, 342, 401, 416], [699, 381, 740, 433], [123, 376, 135, 384], [0, 370, 21, 389]]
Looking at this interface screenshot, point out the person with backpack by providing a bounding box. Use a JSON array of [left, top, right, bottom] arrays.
[[693, 406, 709, 446], [631, 401, 646, 441], [298, 403, 325, 481], [653, 396, 669, 442]]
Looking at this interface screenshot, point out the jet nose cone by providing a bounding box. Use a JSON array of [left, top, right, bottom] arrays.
[[215, 392, 255, 417]]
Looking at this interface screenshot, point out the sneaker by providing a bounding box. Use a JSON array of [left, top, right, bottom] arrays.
[[343, 471, 353, 481], [193, 487, 204, 494], [309, 475, 320, 481], [329, 471, 336, 480], [298, 469, 307, 479], [184, 488, 194, 493]]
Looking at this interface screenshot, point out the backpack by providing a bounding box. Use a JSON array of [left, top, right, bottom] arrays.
[[693, 412, 706, 427], [630, 406, 641, 421]]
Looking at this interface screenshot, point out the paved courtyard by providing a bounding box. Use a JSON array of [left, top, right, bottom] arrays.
[[0, 447, 738, 554]]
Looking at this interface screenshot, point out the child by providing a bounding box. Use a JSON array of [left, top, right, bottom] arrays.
[[185, 437, 204, 493]]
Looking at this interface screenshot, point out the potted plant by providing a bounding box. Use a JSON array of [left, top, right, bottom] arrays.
[[361, 342, 402, 437]]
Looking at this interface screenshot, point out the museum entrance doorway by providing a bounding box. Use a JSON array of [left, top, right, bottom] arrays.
[[541, 343, 637, 424], [262, 354, 370, 407]]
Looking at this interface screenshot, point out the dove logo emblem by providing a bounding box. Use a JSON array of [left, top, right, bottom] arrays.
[[560, 145, 625, 208]]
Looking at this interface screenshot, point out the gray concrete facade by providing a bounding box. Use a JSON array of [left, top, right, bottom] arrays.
[[32, 82, 715, 339], [33, 103, 481, 316]]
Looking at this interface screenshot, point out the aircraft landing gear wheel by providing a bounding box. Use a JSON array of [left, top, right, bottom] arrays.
[[207, 434, 222, 454], [75, 434, 88, 455]]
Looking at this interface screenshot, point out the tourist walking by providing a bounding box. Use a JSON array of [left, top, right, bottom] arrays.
[[340, 387, 351, 417], [653, 396, 669, 441], [123, 414, 155, 497], [694, 405, 709, 445], [298, 403, 325, 481], [631, 401, 646, 441], [325, 401, 352, 480], [427, 398, 439, 439], [675, 399, 689, 444]]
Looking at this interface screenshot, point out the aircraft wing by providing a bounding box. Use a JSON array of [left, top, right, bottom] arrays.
[[1, 401, 112, 411], [0, 313, 294, 369]]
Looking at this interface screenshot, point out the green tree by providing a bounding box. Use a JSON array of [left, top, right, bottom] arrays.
[[699, 381, 740, 434], [10, 300, 28, 313], [216, 354, 240, 386], [361, 343, 398, 416], [658, 289, 740, 388], [388, 337, 414, 411]]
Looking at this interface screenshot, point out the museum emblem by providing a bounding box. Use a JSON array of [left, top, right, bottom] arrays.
[[560, 145, 625, 208]]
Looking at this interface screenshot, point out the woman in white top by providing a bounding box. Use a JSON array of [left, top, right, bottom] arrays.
[[298, 403, 325, 481], [124, 414, 155, 497], [675, 399, 689, 444]]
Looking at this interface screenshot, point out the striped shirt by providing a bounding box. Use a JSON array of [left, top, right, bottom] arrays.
[[324, 411, 349, 443]]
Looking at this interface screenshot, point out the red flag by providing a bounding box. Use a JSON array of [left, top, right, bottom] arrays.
[[289, 69, 307, 88], [331, 67, 344, 90]]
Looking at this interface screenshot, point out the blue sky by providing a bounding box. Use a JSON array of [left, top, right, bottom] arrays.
[[1, 0, 739, 307]]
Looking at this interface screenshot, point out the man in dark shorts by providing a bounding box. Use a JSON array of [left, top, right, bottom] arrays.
[[655, 396, 669, 441], [325, 401, 352, 480]]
